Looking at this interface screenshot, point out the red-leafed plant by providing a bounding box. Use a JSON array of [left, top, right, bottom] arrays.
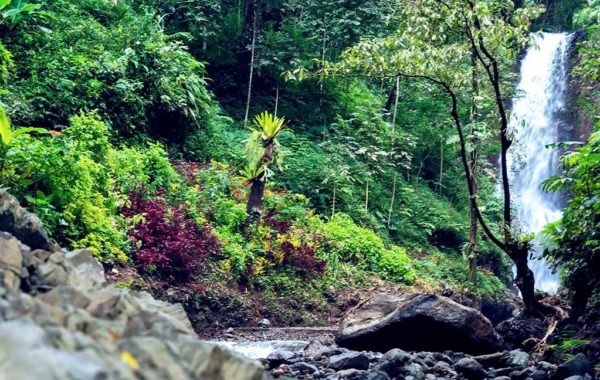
[[122, 191, 221, 283], [280, 240, 326, 277]]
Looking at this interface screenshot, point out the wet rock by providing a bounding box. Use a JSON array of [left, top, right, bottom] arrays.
[[336, 293, 503, 354], [552, 353, 592, 380], [454, 357, 487, 380], [293, 361, 319, 374], [329, 352, 370, 371], [268, 349, 299, 367], [314, 346, 344, 360], [509, 366, 535, 380], [337, 368, 365, 379], [531, 369, 549, 380], [366, 371, 390, 380]]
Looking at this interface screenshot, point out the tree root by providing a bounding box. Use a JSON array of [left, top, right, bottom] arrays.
[[523, 301, 569, 363]]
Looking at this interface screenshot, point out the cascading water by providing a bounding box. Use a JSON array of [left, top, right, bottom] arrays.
[[507, 32, 572, 295]]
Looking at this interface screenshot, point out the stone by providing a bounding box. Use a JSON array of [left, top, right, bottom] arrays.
[[0, 190, 53, 251], [531, 369, 549, 380], [0, 232, 22, 290], [37, 286, 92, 309], [372, 348, 412, 377], [336, 293, 503, 354], [267, 349, 299, 367], [329, 352, 370, 371], [293, 361, 319, 374], [403, 363, 425, 380], [314, 346, 344, 360], [430, 361, 456, 377], [367, 371, 391, 380], [509, 366, 535, 380], [552, 353, 592, 380], [496, 313, 547, 350], [501, 349, 530, 369], [454, 357, 488, 380], [337, 368, 365, 379], [65, 249, 106, 289]]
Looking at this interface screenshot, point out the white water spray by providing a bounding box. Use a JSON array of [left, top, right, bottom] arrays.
[[507, 32, 572, 295]]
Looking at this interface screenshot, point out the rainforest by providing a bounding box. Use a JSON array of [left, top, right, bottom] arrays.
[[0, 0, 598, 379]]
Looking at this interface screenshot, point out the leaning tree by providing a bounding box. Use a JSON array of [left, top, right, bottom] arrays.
[[322, 0, 545, 313]]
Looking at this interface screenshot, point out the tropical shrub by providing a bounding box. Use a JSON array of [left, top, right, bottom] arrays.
[[318, 213, 415, 284], [123, 191, 221, 283]]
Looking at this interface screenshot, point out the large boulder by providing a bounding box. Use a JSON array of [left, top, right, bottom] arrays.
[[336, 293, 503, 354]]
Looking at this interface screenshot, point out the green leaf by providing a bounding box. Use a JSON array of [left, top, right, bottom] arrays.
[[0, 105, 12, 145], [0, 0, 11, 11], [12, 127, 48, 139]]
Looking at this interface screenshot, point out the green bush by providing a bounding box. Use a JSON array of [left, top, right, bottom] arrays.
[[318, 213, 415, 284]]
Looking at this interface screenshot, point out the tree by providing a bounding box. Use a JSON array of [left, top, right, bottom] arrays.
[[324, 0, 545, 312], [242, 111, 287, 233]]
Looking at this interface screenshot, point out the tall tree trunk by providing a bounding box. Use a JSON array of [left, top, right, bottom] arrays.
[[243, 3, 257, 127], [468, 49, 480, 289]]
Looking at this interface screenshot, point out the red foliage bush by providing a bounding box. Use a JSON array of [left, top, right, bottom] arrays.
[[123, 191, 221, 283], [280, 240, 326, 276], [172, 160, 200, 185], [263, 211, 292, 234]]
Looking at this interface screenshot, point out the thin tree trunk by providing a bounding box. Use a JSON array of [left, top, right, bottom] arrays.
[[243, 4, 257, 128], [438, 139, 444, 192], [364, 179, 369, 216], [274, 80, 280, 117], [387, 76, 400, 229], [387, 174, 397, 228], [332, 180, 337, 217]]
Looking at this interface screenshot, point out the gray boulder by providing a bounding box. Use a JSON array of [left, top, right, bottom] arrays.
[[454, 357, 488, 380], [336, 293, 503, 354], [329, 352, 370, 371]]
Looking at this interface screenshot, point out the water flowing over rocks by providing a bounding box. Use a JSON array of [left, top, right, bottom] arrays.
[[335, 293, 503, 355], [0, 191, 268, 380]]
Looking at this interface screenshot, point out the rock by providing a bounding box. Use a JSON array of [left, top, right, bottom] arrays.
[[267, 349, 299, 367], [65, 249, 106, 289], [509, 366, 534, 380], [336, 293, 503, 354], [37, 286, 92, 309], [430, 361, 456, 377], [0, 190, 53, 251], [403, 362, 425, 380], [531, 369, 549, 380], [480, 291, 522, 326], [501, 349, 530, 369], [293, 361, 319, 374], [366, 371, 391, 380], [552, 353, 592, 380], [259, 318, 271, 327], [314, 346, 344, 360], [372, 348, 412, 377], [496, 313, 547, 350], [454, 357, 487, 380], [329, 352, 370, 371], [562, 376, 584, 380], [491, 377, 512, 380], [0, 232, 22, 290], [337, 368, 365, 379]]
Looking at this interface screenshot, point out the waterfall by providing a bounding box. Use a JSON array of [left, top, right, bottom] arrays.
[[507, 32, 572, 295]]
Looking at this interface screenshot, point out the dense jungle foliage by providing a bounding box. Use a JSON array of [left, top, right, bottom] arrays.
[[0, 0, 598, 327]]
